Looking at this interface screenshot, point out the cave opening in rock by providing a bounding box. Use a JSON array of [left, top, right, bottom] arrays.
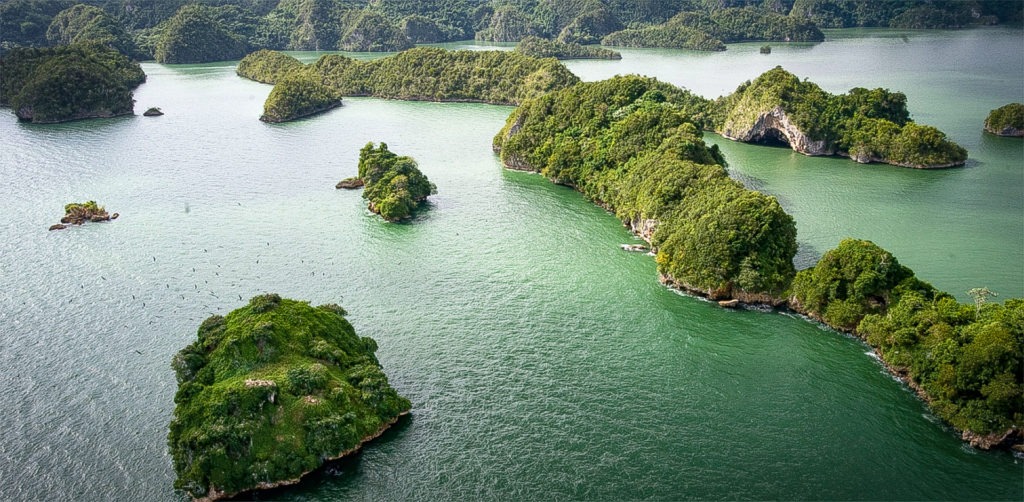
[[753, 128, 791, 148]]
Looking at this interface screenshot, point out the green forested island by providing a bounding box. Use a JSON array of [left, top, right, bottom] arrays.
[[168, 294, 411, 501], [514, 36, 621, 60], [790, 240, 1023, 448], [713, 66, 967, 168], [259, 70, 342, 123], [237, 47, 579, 112], [495, 75, 796, 302], [356, 142, 436, 222], [984, 103, 1024, 137], [3, 1, 1021, 62], [0, 42, 145, 123], [602, 7, 824, 50], [494, 75, 1021, 450]]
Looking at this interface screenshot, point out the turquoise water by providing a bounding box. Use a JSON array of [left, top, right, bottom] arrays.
[[0, 29, 1021, 501]]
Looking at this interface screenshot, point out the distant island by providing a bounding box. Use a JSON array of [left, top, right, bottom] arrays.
[[355, 143, 436, 222], [168, 294, 411, 502], [237, 47, 579, 121], [602, 7, 824, 50], [514, 36, 621, 60], [493, 75, 1022, 451], [0, 43, 145, 123], [984, 103, 1024, 137], [3, 1, 1019, 63]]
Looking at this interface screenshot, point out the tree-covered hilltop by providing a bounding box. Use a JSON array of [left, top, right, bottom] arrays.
[[168, 294, 411, 501], [236, 47, 580, 120], [357, 142, 436, 221], [514, 35, 621, 60], [984, 103, 1024, 137], [494, 76, 797, 301], [3, 1, 1021, 59], [46, 4, 143, 59], [713, 66, 967, 168], [337, 9, 414, 52], [0, 42, 145, 123], [789, 0, 1023, 29], [602, 7, 823, 50], [259, 69, 342, 122], [154, 4, 250, 64], [236, 48, 305, 84], [790, 239, 1023, 449]]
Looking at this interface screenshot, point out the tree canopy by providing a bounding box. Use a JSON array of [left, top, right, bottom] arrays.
[[169, 294, 411, 500], [0, 42, 145, 123], [357, 142, 437, 221]]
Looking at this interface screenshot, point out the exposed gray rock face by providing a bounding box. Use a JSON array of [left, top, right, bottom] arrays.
[[721, 105, 834, 156]]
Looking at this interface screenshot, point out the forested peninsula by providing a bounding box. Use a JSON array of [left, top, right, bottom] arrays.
[[0, 42, 145, 123], [168, 294, 411, 502], [237, 47, 578, 121], [3, 1, 1020, 63], [494, 76, 1022, 451]]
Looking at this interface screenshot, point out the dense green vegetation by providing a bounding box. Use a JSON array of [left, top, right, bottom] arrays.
[[983, 103, 1024, 137], [238, 47, 579, 116], [237, 48, 304, 83], [494, 76, 797, 300], [603, 7, 823, 50], [357, 142, 436, 221], [337, 9, 413, 52], [0, 43, 145, 123], [789, 0, 1022, 29], [790, 239, 1023, 443], [46, 4, 143, 58], [602, 23, 726, 50], [714, 66, 967, 168], [154, 4, 250, 63], [3, 1, 1020, 59], [260, 69, 342, 122], [514, 35, 620, 59], [169, 294, 411, 500]]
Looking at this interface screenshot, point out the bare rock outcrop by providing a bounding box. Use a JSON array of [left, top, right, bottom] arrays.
[[721, 105, 834, 156]]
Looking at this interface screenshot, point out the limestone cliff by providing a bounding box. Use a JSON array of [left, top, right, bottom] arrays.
[[720, 105, 834, 156]]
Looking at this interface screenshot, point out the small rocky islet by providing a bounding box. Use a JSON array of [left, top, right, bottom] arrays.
[[49, 201, 118, 230]]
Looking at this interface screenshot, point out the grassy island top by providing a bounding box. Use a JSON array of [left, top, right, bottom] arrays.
[[168, 294, 411, 501]]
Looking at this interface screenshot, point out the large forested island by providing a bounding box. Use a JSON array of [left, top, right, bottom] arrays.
[[0, 42, 144, 123], [494, 75, 1022, 450], [168, 294, 411, 501], [237, 47, 578, 121], [2, 1, 1020, 63]]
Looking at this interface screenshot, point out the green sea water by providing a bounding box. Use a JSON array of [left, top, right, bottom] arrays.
[[0, 28, 1021, 500]]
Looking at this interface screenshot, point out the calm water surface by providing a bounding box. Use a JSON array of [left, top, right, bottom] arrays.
[[0, 29, 1021, 501]]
